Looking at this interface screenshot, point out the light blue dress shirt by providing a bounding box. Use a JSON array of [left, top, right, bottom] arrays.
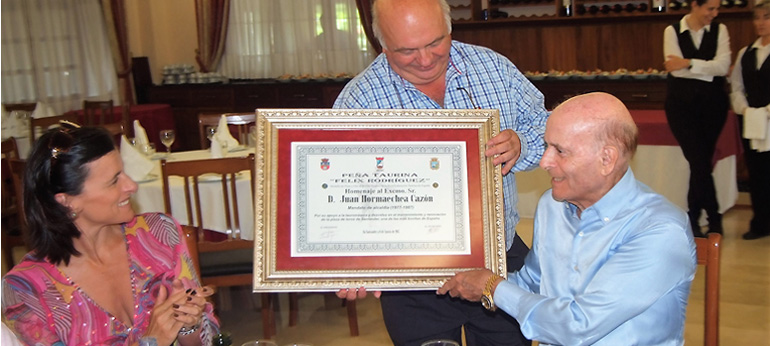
[[495, 169, 697, 345], [334, 41, 549, 249]]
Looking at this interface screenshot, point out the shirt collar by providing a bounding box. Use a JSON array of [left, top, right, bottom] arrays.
[[750, 37, 770, 51], [570, 168, 638, 225], [679, 15, 711, 34], [387, 41, 465, 90]]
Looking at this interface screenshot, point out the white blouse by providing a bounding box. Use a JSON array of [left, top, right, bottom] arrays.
[[663, 15, 732, 82]]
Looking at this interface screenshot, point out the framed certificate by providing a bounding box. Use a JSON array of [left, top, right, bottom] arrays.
[[253, 109, 506, 292]]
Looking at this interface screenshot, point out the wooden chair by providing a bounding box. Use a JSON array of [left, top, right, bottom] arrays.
[[695, 232, 721, 346], [160, 154, 265, 324], [29, 113, 80, 146], [83, 100, 128, 140], [1, 139, 26, 266], [82, 100, 115, 125], [3, 103, 37, 112], [198, 112, 256, 149], [160, 154, 256, 280]]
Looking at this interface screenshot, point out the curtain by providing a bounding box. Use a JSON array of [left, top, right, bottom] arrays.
[[100, 0, 134, 105], [219, 0, 375, 79], [355, 0, 381, 54], [0, 0, 119, 114], [195, 0, 230, 73]]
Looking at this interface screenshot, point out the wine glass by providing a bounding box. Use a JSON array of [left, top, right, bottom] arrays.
[[160, 129, 175, 156], [206, 126, 217, 143], [420, 340, 460, 346]]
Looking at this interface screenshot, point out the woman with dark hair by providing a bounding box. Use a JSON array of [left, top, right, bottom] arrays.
[[1, 123, 219, 345], [730, 0, 770, 240], [663, 0, 731, 237]]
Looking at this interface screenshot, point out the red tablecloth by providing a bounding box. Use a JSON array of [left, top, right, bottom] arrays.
[[630, 109, 742, 164], [70, 104, 177, 150]]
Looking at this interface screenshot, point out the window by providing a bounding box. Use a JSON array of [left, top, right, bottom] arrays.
[[0, 0, 118, 114], [219, 0, 375, 80]]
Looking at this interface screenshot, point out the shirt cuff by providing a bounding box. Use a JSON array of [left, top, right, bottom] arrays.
[[515, 130, 529, 167], [493, 278, 527, 317]]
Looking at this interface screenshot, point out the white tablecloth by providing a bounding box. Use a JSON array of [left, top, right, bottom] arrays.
[[130, 149, 255, 240], [515, 145, 738, 224]]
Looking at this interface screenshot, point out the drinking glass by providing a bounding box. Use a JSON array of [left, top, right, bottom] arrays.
[[241, 341, 277, 346], [160, 129, 175, 155], [420, 340, 460, 346]]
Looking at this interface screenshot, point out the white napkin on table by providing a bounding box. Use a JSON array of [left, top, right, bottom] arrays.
[[214, 115, 239, 149], [120, 135, 155, 181], [1, 108, 17, 139], [744, 107, 770, 152], [133, 120, 150, 148], [31, 101, 56, 119], [210, 136, 223, 158]]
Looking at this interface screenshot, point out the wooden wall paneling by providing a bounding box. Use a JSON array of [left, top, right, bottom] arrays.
[[597, 22, 655, 71], [574, 24, 600, 71], [723, 16, 759, 60], [452, 12, 754, 73], [507, 26, 544, 72], [541, 25, 579, 71]]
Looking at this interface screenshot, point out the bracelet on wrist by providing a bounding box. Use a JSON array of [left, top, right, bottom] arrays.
[[178, 321, 201, 336]]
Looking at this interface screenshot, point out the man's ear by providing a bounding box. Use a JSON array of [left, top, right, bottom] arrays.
[[600, 145, 619, 176]]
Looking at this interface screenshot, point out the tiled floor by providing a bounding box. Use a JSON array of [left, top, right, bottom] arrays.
[[217, 206, 770, 346]]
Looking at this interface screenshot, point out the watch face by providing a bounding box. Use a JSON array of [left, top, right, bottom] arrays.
[[481, 295, 493, 310]]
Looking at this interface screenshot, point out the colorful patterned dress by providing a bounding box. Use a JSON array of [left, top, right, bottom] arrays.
[[1, 213, 220, 345]]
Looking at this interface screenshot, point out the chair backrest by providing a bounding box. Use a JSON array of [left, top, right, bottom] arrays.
[[160, 153, 255, 250], [29, 113, 81, 146], [2, 138, 20, 219], [1, 156, 27, 267], [695, 232, 721, 346], [198, 112, 256, 149], [3, 103, 37, 113], [82, 100, 115, 126], [8, 159, 26, 227], [2, 137, 19, 161], [181, 224, 202, 278]]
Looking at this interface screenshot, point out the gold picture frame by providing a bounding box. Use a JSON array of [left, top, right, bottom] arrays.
[[253, 109, 505, 292]]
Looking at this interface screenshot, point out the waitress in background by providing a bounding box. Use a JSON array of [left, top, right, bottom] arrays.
[[663, 0, 731, 237], [730, 0, 770, 240]]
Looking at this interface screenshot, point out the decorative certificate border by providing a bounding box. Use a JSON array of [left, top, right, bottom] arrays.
[[253, 109, 505, 292]]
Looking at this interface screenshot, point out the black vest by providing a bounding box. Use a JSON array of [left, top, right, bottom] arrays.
[[740, 47, 770, 108], [672, 21, 725, 85]]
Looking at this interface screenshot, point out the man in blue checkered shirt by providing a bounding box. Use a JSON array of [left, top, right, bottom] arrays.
[[334, 0, 548, 345]]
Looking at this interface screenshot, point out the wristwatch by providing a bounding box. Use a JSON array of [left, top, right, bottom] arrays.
[[481, 274, 501, 311]]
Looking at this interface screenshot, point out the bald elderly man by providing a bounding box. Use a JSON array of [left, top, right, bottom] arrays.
[[439, 92, 697, 345]]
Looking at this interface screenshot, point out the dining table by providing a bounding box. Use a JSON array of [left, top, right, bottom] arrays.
[[130, 147, 255, 240], [516, 109, 742, 223]]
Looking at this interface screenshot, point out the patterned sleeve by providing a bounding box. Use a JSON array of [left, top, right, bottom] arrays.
[[163, 214, 221, 344], [498, 54, 549, 173], [2, 273, 65, 346], [141, 213, 221, 345]]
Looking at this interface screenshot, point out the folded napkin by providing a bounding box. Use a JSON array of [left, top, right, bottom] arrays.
[[210, 136, 224, 158], [120, 135, 155, 181], [214, 115, 239, 149], [31, 101, 56, 118], [744, 107, 770, 152], [133, 120, 150, 148], [1, 108, 17, 139]]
